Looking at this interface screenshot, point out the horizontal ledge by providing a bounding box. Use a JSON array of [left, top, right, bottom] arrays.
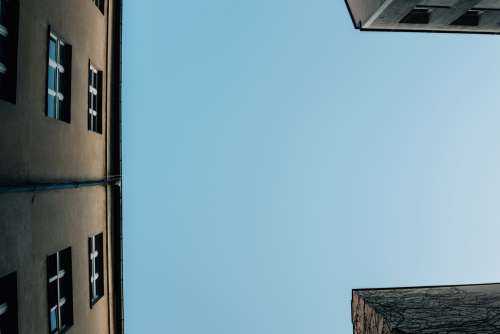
[[0, 177, 121, 193]]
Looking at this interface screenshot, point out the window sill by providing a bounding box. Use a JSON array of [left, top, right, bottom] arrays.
[[90, 295, 104, 309]]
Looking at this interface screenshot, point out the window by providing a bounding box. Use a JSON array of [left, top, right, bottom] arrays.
[[92, 0, 104, 13], [0, 0, 19, 103], [0, 272, 18, 334], [47, 248, 73, 333], [89, 233, 104, 306], [451, 10, 482, 26], [400, 8, 432, 24], [46, 30, 72, 122], [88, 63, 102, 133]]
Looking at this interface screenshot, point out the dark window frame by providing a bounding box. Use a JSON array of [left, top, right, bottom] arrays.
[[89, 233, 105, 307], [46, 27, 72, 123], [88, 61, 103, 134], [47, 247, 74, 334]]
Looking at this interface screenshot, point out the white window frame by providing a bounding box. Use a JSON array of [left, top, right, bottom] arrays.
[[89, 235, 100, 302], [0, 302, 7, 334], [88, 64, 99, 132], [48, 251, 68, 333], [0, 303, 7, 317], [47, 32, 65, 120]]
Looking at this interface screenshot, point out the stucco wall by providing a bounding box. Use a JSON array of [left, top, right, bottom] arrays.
[[0, 188, 112, 334], [0, 0, 110, 183], [0, 0, 119, 333]]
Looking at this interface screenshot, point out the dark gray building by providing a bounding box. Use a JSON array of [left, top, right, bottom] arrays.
[[352, 284, 500, 333], [346, 0, 500, 34], [0, 0, 123, 333]]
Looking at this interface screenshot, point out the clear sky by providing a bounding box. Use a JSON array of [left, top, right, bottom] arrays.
[[123, 1, 500, 333]]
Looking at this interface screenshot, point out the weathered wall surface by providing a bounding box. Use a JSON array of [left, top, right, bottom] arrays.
[[352, 291, 393, 334], [352, 285, 500, 333]]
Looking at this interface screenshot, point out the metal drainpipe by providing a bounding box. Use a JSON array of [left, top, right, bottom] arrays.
[[105, 0, 111, 332]]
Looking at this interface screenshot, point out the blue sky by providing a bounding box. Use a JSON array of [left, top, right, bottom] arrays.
[[123, 1, 500, 332]]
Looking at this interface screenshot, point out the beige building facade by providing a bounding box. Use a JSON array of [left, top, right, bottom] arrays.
[[0, 0, 123, 333]]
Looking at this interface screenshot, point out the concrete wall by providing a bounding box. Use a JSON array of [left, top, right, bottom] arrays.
[[352, 285, 500, 333], [345, 0, 500, 33], [352, 291, 394, 334], [345, 0, 386, 27], [0, 0, 120, 333]]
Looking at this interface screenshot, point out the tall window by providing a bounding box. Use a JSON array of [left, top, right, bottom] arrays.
[[47, 248, 73, 333], [47, 30, 72, 122], [88, 63, 102, 133], [92, 0, 104, 13], [0, 0, 19, 103], [0, 272, 18, 334], [89, 233, 104, 306]]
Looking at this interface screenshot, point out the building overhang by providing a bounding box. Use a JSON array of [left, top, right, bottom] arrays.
[[352, 283, 500, 333], [345, 0, 500, 34]]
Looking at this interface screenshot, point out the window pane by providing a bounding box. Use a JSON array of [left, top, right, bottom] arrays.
[[49, 307, 58, 332], [59, 248, 72, 321], [57, 69, 64, 94], [60, 296, 73, 328], [47, 254, 58, 277], [92, 94, 97, 110], [60, 303, 68, 327], [49, 38, 57, 61], [47, 94, 56, 118], [57, 99, 64, 120], [59, 44, 67, 72], [47, 281, 58, 307], [0, 0, 7, 28], [96, 234, 104, 297], [0, 36, 7, 68], [47, 67, 56, 91]]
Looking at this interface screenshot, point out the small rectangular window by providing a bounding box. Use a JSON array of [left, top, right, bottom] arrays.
[[0, 0, 19, 103], [88, 63, 103, 133], [451, 10, 482, 26], [47, 247, 74, 333], [92, 0, 104, 14], [400, 8, 432, 24], [46, 29, 72, 123], [89, 233, 104, 307], [0, 272, 18, 334]]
